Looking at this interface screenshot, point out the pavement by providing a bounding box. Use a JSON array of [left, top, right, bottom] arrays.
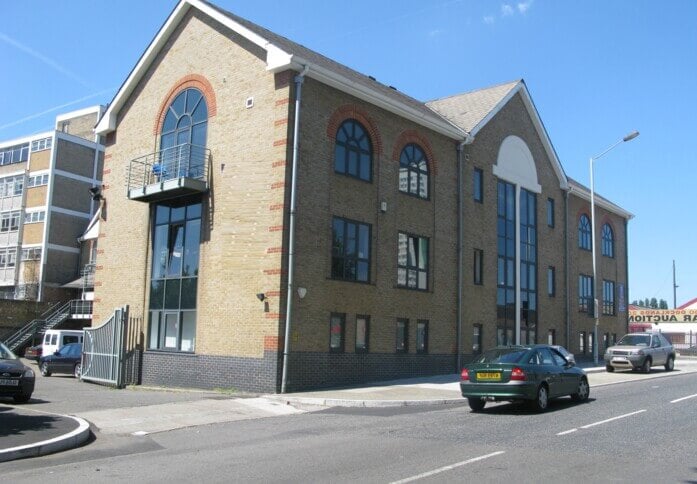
[[2, 356, 697, 463]]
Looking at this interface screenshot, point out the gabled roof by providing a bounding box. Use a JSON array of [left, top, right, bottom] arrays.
[[677, 297, 697, 310], [427, 80, 568, 190], [96, 0, 464, 139], [567, 176, 633, 220]]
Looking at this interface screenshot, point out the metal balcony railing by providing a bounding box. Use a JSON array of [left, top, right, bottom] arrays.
[[127, 143, 210, 202]]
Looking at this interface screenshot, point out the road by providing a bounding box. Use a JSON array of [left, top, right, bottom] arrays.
[[3, 368, 697, 482]]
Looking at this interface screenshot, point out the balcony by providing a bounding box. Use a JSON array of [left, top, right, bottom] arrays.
[[127, 143, 210, 202]]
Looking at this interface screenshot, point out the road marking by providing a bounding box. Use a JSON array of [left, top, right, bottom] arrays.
[[556, 428, 578, 436], [389, 451, 505, 483], [579, 409, 646, 429], [671, 393, 697, 403]]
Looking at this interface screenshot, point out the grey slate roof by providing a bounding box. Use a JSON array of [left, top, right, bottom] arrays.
[[426, 80, 521, 134], [202, 0, 460, 133]]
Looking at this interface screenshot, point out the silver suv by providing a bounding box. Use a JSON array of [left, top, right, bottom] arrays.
[[604, 333, 676, 373]]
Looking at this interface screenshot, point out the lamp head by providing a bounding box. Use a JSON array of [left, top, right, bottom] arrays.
[[623, 131, 639, 142], [256, 293, 266, 302], [89, 186, 103, 201]]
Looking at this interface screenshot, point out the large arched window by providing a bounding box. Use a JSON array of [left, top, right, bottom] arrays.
[[399, 143, 428, 199], [334, 119, 372, 182], [602, 223, 614, 258], [160, 88, 208, 179], [578, 214, 591, 250]]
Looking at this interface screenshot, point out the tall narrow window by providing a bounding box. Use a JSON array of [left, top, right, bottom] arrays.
[[355, 315, 369, 353], [497, 181, 516, 345], [332, 217, 371, 282], [601, 224, 614, 258], [603, 280, 616, 315], [397, 233, 428, 290], [329, 313, 345, 352], [520, 189, 537, 345], [473, 249, 483, 285], [160, 88, 208, 180], [473, 324, 482, 355], [579, 274, 593, 315], [579, 331, 587, 354], [396, 319, 409, 353], [416, 320, 428, 354], [399, 144, 428, 199], [546, 198, 555, 227], [547, 329, 555, 345], [148, 200, 201, 352], [473, 168, 483, 202], [335, 119, 372, 181], [547, 266, 555, 297], [578, 214, 591, 250]]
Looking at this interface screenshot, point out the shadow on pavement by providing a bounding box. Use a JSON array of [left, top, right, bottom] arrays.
[[0, 405, 61, 438]]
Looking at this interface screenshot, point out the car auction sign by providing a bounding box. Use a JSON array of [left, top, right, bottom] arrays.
[[629, 308, 697, 323]]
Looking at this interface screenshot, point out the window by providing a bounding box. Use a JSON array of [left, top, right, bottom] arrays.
[[329, 313, 345, 352], [547, 266, 555, 297], [396, 319, 408, 353], [602, 224, 614, 258], [332, 217, 371, 282], [334, 119, 372, 181], [355, 315, 369, 353], [0, 175, 25, 197], [148, 200, 202, 352], [0, 143, 29, 166], [603, 333, 610, 353], [27, 173, 49, 187], [497, 181, 516, 345], [473, 168, 483, 202], [160, 88, 208, 180], [519, 189, 537, 345], [0, 248, 17, 268], [547, 329, 555, 345], [473, 249, 483, 285], [31, 137, 52, 152], [0, 211, 20, 232], [579, 274, 593, 314], [603, 280, 616, 315], [416, 320, 428, 354], [397, 232, 428, 290], [21, 247, 41, 260], [399, 144, 428, 199], [546, 198, 554, 227], [473, 324, 482, 355], [24, 211, 45, 224], [578, 214, 591, 250], [579, 331, 586, 354]]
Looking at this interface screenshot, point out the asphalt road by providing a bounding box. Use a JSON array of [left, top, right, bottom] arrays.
[[3, 369, 697, 483]]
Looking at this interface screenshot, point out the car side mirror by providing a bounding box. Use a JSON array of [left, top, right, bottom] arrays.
[[54, 350, 60, 355]]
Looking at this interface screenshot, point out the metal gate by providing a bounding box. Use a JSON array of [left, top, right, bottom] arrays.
[[81, 306, 142, 388]]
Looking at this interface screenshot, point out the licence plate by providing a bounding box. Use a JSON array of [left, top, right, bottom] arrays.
[[477, 372, 501, 381], [0, 379, 19, 386], [612, 357, 628, 363]]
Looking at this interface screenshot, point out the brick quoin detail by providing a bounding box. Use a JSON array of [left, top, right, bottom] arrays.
[[266, 290, 281, 297], [268, 225, 284, 232], [275, 98, 290, 106], [264, 313, 284, 319], [392, 129, 439, 175], [263, 268, 286, 275], [273, 138, 288, 147], [326, 105, 383, 157], [103, 169, 111, 175], [274, 118, 288, 127], [269, 203, 285, 211], [104, 153, 112, 160], [272, 160, 286, 168], [153, 74, 217, 135], [266, 247, 284, 254], [97, 249, 104, 254], [264, 335, 280, 350], [271, 182, 286, 190]]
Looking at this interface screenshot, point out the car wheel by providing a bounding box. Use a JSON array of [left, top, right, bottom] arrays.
[[468, 398, 486, 412], [40, 362, 51, 377], [13, 393, 31, 404], [606, 364, 614, 373], [664, 356, 674, 371], [530, 385, 549, 412], [571, 377, 590, 402], [641, 357, 652, 374], [74, 362, 82, 379]]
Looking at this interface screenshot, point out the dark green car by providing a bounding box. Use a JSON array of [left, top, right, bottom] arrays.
[[461, 345, 589, 412]]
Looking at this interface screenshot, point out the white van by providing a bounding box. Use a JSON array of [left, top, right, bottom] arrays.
[[42, 329, 84, 357]]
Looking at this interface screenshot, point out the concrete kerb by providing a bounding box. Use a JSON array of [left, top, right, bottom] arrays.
[[271, 396, 464, 409], [0, 411, 91, 463]]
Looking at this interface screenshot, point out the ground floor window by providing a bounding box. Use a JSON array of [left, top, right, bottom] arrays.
[[396, 319, 408, 353], [416, 320, 428, 354], [579, 331, 587, 354], [473, 324, 482, 354], [148, 310, 196, 351], [330, 313, 345, 352], [547, 329, 555, 345], [355, 315, 369, 353]]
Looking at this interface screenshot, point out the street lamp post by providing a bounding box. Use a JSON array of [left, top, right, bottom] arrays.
[[590, 130, 639, 365]]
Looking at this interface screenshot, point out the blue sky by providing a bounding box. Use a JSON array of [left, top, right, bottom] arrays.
[[1, 0, 695, 307]]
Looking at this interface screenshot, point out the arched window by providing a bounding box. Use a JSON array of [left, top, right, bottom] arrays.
[[334, 119, 372, 182], [602, 223, 614, 258], [399, 143, 428, 199], [160, 88, 208, 179], [578, 214, 591, 250]]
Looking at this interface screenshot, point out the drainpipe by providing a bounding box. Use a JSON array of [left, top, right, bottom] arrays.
[[564, 189, 570, 349], [281, 65, 309, 394], [456, 134, 473, 371]]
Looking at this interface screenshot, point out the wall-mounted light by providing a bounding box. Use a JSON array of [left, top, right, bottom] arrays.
[[297, 287, 307, 299], [256, 293, 266, 302], [89, 186, 103, 201]]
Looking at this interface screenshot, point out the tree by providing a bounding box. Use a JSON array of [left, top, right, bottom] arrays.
[[631, 299, 639, 306], [659, 299, 668, 309], [650, 298, 658, 308], [644, 298, 650, 308]]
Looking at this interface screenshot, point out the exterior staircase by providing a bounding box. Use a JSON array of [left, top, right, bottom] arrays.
[[2, 300, 92, 352]]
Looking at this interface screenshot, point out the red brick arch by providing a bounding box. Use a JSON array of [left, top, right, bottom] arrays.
[[326, 105, 383, 157], [392, 130, 438, 175], [153, 74, 217, 135]]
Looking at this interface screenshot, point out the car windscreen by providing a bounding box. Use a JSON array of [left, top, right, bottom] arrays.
[[0, 341, 18, 360], [617, 335, 650, 346], [473, 348, 528, 364]]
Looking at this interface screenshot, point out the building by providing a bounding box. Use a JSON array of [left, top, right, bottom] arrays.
[[0, 106, 105, 302], [92, 0, 631, 392]]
